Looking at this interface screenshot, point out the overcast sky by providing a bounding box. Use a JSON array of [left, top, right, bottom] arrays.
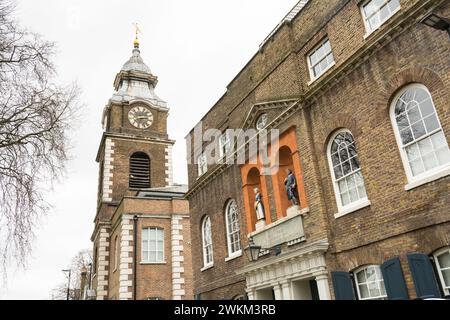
[[0, 0, 298, 299]]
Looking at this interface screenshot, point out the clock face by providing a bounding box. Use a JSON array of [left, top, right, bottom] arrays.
[[256, 113, 268, 130], [128, 106, 154, 129]]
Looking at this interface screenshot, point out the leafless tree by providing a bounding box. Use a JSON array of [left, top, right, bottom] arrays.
[[51, 249, 93, 300], [0, 0, 82, 275]]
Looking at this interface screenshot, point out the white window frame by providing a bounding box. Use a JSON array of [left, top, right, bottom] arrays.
[[197, 153, 208, 177], [434, 247, 450, 296], [354, 265, 388, 300], [201, 216, 214, 270], [327, 129, 371, 218], [360, 0, 401, 37], [113, 235, 119, 272], [224, 199, 242, 261], [219, 131, 232, 159], [390, 84, 450, 191], [141, 227, 165, 264], [307, 38, 335, 84]]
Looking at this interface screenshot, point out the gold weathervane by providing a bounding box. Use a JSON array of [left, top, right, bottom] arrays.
[[133, 22, 142, 47]]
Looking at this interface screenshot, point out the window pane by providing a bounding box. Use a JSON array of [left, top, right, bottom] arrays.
[[342, 161, 352, 176], [395, 100, 406, 115], [411, 122, 426, 140], [424, 115, 440, 133], [396, 114, 408, 131], [438, 252, 450, 268], [149, 251, 156, 262], [358, 184, 368, 199], [406, 143, 420, 161], [143, 240, 149, 252], [349, 187, 359, 203], [334, 165, 344, 179], [359, 285, 370, 299], [436, 148, 450, 166], [418, 137, 433, 156], [410, 158, 425, 176], [431, 131, 447, 149], [158, 229, 164, 241], [400, 128, 414, 145], [422, 152, 438, 171], [419, 99, 434, 117], [351, 157, 361, 171], [341, 192, 350, 206], [338, 179, 348, 193], [368, 282, 381, 297], [379, 5, 390, 21], [380, 281, 387, 296], [314, 65, 321, 77], [442, 270, 450, 287], [340, 148, 349, 162], [388, 0, 400, 12], [356, 270, 366, 283], [407, 106, 421, 124]]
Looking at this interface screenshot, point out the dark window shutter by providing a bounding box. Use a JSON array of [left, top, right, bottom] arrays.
[[381, 257, 409, 300], [332, 272, 356, 300], [407, 253, 442, 299]]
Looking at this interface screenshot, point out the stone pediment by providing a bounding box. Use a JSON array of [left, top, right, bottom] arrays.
[[240, 99, 298, 131]]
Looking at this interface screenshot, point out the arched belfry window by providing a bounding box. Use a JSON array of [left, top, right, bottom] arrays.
[[129, 152, 151, 189]]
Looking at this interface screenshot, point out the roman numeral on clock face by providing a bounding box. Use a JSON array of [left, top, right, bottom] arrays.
[[128, 105, 154, 129]]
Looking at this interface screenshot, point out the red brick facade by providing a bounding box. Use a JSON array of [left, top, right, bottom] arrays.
[[186, 0, 450, 300]]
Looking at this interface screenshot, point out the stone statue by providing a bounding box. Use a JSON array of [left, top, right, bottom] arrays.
[[254, 188, 266, 221], [284, 169, 299, 206]]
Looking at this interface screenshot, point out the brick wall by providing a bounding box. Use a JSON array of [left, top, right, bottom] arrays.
[[187, 0, 450, 299]]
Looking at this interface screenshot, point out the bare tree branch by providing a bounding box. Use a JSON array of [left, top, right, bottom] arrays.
[[0, 0, 82, 279]]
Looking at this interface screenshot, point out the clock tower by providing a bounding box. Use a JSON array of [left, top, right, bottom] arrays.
[[90, 38, 192, 301], [97, 39, 174, 206]]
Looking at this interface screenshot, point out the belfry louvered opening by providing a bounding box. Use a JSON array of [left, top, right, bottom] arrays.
[[129, 152, 151, 189]]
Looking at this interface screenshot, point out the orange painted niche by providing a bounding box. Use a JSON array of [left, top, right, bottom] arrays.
[[270, 127, 308, 220], [240, 164, 272, 234]]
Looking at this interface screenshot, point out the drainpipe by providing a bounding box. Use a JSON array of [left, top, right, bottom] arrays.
[[133, 215, 139, 300]]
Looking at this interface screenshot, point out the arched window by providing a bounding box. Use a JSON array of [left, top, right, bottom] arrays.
[[202, 216, 214, 268], [354, 265, 387, 300], [433, 247, 450, 296], [328, 130, 368, 213], [391, 84, 450, 183], [129, 152, 151, 189], [225, 200, 242, 258]]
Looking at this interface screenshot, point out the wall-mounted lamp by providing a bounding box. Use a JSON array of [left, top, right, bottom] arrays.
[[421, 13, 450, 38], [244, 238, 282, 262]]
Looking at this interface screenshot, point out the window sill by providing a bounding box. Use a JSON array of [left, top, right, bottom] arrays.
[[405, 166, 450, 191], [225, 251, 243, 262], [334, 200, 371, 219], [140, 261, 167, 265], [201, 264, 214, 272], [307, 61, 336, 86]]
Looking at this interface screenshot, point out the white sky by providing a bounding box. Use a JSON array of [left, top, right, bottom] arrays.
[[0, 0, 298, 299]]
